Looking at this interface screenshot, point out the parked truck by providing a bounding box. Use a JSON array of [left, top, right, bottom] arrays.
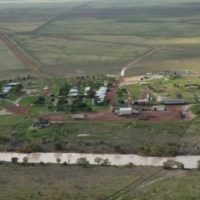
[[118, 107, 132, 116]]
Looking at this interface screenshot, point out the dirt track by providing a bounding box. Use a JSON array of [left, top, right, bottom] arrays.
[[0, 33, 44, 77], [5, 105, 30, 116], [120, 47, 164, 76], [107, 81, 121, 107], [32, 1, 92, 34]]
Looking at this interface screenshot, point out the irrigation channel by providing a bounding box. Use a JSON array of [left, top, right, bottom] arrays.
[[0, 152, 200, 169]]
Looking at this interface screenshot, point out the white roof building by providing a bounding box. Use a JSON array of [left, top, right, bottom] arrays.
[[2, 86, 12, 94], [6, 82, 21, 87], [95, 86, 107, 103], [68, 88, 79, 97], [84, 87, 91, 96]]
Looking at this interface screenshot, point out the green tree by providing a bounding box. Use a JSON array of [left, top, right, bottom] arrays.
[[11, 157, 18, 164], [22, 156, 29, 165], [71, 98, 92, 112], [163, 160, 184, 170], [94, 157, 104, 165], [76, 157, 90, 168], [197, 160, 200, 170], [101, 158, 111, 166], [59, 83, 70, 96], [34, 96, 45, 105]]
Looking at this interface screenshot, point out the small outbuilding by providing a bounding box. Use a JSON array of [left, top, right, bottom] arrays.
[[161, 99, 188, 105], [72, 114, 86, 120], [153, 105, 166, 112]]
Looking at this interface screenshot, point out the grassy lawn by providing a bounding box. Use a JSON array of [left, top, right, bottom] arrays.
[[123, 84, 145, 99], [146, 77, 200, 103], [19, 96, 40, 106]]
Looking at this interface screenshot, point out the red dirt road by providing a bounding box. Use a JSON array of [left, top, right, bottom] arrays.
[[107, 83, 119, 107], [0, 33, 44, 77], [6, 105, 30, 116], [37, 113, 66, 123], [87, 105, 192, 122]]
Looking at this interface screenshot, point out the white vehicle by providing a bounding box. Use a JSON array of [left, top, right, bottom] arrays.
[[118, 107, 132, 116]]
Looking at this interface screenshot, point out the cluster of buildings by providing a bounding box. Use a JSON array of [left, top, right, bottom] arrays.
[[68, 87, 91, 97], [132, 93, 151, 105], [115, 91, 190, 117], [0, 82, 21, 97], [95, 86, 108, 104], [67, 84, 108, 104]]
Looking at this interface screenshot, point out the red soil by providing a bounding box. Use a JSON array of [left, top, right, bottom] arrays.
[[6, 105, 30, 116]]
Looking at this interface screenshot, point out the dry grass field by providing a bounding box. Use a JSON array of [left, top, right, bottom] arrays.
[[0, 0, 200, 77], [0, 39, 29, 79], [0, 164, 200, 200], [9, 0, 200, 77]]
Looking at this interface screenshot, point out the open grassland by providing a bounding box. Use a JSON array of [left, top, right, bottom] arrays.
[[1, 164, 200, 200], [1, 114, 200, 156], [7, 0, 200, 77], [0, 165, 170, 200], [0, 22, 45, 33], [0, 39, 29, 80], [127, 170, 200, 200], [130, 45, 200, 75], [0, 1, 90, 33]]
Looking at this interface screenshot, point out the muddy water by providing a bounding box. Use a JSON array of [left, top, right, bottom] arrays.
[[0, 152, 200, 169]]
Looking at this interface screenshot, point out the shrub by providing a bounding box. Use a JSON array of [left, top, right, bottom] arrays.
[[55, 142, 64, 151], [125, 162, 135, 168], [11, 157, 18, 164], [150, 145, 161, 156], [34, 96, 45, 105], [197, 160, 200, 170], [177, 162, 184, 169], [39, 161, 45, 166], [0, 161, 5, 165], [63, 162, 67, 166], [94, 157, 104, 165], [59, 83, 70, 96], [163, 160, 184, 170], [101, 158, 111, 166], [76, 157, 90, 168], [22, 156, 29, 165], [71, 99, 92, 112]]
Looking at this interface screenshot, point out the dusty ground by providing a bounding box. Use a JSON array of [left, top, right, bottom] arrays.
[[87, 105, 193, 122], [0, 109, 12, 116], [5, 105, 30, 116], [38, 113, 66, 123], [120, 74, 164, 87], [120, 76, 143, 86]]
